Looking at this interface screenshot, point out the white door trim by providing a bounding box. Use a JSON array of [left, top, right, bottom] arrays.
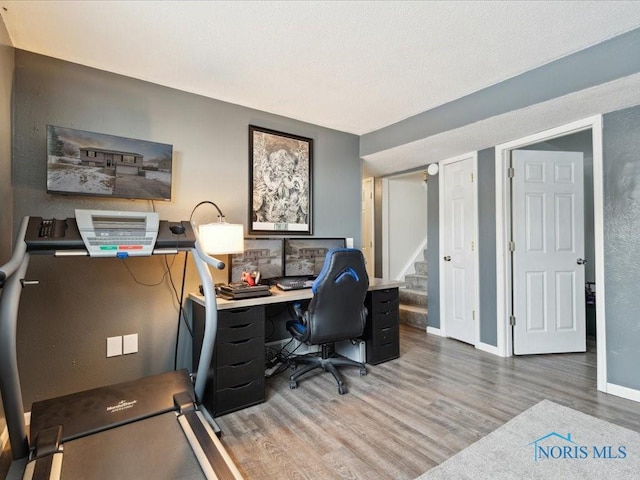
[[381, 177, 390, 279], [494, 115, 607, 393], [439, 152, 479, 344], [361, 177, 375, 278]]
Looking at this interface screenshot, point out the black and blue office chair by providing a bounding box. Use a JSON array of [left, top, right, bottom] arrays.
[[286, 248, 369, 394]]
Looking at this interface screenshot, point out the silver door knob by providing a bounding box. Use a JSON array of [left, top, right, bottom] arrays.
[[577, 258, 587, 265], [444, 256, 451, 262]]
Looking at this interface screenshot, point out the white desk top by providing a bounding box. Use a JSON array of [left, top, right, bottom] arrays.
[[189, 277, 405, 311]]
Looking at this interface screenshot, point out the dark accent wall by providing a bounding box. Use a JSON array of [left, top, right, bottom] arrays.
[[426, 175, 439, 328], [11, 51, 361, 409], [603, 104, 640, 390], [477, 148, 497, 346]]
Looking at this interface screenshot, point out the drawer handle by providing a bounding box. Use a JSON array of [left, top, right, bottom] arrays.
[[229, 382, 252, 390], [229, 308, 253, 314], [230, 360, 251, 367], [230, 339, 252, 345], [381, 341, 393, 347], [230, 323, 251, 329]]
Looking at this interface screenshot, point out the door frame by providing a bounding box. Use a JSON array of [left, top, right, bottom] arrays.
[[494, 115, 606, 392], [361, 177, 375, 278], [439, 151, 479, 344]]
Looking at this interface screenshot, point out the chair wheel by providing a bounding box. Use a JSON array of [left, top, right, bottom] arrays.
[[338, 385, 347, 395], [290, 380, 297, 389], [360, 367, 367, 376]]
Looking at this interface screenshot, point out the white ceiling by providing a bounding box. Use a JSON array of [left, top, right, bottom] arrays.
[[2, 1, 640, 176]]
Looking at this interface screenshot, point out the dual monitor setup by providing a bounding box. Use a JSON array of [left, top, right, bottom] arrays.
[[229, 237, 346, 289]]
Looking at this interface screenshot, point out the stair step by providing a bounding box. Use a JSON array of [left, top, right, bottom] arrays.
[[414, 260, 428, 275], [399, 288, 427, 307], [404, 273, 427, 290], [399, 304, 427, 329]]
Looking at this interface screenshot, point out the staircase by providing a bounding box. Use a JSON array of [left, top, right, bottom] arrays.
[[399, 249, 428, 329]]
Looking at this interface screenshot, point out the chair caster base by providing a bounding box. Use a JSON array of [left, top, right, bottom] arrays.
[[338, 384, 347, 395], [360, 367, 367, 376], [290, 380, 297, 389]]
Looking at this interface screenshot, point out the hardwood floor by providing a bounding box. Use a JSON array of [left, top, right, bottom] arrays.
[[216, 325, 640, 480], [1, 325, 638, 479]]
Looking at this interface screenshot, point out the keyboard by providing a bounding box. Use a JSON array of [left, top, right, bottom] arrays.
[[275, 277, 315, 291]]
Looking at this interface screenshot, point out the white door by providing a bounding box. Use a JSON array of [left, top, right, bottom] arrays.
[[512, 150, 586, 354], [441, 156, 476, 345], [361, 177, 375, 278]]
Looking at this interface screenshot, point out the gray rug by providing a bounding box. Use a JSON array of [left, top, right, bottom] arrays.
[[417, 399, 640, 479]]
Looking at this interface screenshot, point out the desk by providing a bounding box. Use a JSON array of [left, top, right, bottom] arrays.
[[188, 278, 404, 416]]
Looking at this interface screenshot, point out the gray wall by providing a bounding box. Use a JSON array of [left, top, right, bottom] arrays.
[[11, 51, 361, 409], [0, 15, 14, 439], [603, 104, 640, 391], [477, 148, 497, 346], [426, 175, 439, 328]]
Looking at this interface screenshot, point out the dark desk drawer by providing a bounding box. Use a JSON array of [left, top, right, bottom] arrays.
[[371, 325, 398, 346], [215, 378, 265, 416], [217, 337, 264, 366], [219, 306, 263, 328], [217, 357, 264, 390], [217, 319, 263, 344], [367, 341, 399, 365], [371, 310, 399, 329], [370, 288, 398, 304]]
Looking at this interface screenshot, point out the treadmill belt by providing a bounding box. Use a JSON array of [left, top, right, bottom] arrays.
[[60, 411, 204, 479]]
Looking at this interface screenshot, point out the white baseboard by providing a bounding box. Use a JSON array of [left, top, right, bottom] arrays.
[[476, 341, 502, 356], [606, 382, 640, 403], [426, 326, 443, 336]]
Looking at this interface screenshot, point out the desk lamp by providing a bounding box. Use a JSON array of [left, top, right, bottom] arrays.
[[189, 201, 243, 407]]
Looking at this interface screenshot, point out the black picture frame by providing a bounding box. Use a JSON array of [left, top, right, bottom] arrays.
[[249, 125, 313, 235]]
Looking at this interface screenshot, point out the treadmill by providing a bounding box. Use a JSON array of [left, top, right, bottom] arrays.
[[0, 216, 243, 479]]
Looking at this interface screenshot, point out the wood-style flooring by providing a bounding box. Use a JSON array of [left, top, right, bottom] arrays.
[[1, 325, 639, 479], [216, 324, 640, 480]]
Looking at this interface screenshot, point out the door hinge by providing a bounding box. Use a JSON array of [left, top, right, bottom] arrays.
[[509, 240, 515, 252], [509, 315, 516, 326], [508, 167, 515, 178], [471, 173, 474, 183], [471, 240, 475, 251], [472, 310, 476, 321]]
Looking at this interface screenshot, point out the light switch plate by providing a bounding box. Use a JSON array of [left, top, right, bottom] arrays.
[[123, 333, 138, 355], [107, 336, 122, 357]]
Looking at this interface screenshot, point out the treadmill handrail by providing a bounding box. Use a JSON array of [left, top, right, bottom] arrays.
[[191, 221, 225, 402], [0, 216, 29, 287]]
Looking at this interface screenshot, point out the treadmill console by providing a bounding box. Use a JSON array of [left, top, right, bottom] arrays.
[[75, 209, 159, 257]]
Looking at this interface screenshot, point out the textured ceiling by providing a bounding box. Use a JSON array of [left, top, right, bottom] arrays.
[[2, 1, 640, 175]]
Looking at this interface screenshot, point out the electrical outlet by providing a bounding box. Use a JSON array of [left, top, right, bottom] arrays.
[[346, 237, 354, 248], [123, 333, 138, 355], [107, 336, 122, 357]]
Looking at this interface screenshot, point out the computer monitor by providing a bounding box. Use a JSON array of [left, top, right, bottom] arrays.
[[230, 238, 284, 283], [284, 238, 346, 277]]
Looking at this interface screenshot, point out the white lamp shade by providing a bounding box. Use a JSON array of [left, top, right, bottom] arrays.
[[199, 222, 244, 254]]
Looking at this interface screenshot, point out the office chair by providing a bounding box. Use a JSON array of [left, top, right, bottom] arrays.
[[286, 248, 369, 394]]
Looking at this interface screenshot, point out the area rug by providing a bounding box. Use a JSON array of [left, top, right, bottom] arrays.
[[417, 399, 640, 480]]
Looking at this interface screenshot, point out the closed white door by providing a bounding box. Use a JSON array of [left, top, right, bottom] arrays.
[[441, 156, 476, 345], [362, 177, 374, 278], [512, 150, 586, 354]]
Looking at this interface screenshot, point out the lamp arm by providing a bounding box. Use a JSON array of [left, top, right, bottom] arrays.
[[189, 200, 226, 222]]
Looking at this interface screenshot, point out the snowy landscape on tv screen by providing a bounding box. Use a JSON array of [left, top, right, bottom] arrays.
[[46, 125, 173, 201]]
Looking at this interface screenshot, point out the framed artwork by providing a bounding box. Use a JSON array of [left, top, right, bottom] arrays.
[[249, 125, 313, 234]]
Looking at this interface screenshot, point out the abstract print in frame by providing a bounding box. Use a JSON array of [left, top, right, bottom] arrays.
[[249, 125, 313, 234]]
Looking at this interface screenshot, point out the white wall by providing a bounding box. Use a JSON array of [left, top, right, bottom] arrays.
[[385, 171, 427, 279]]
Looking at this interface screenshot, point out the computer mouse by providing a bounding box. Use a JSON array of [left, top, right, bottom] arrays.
[[170, 224, 185, 235]]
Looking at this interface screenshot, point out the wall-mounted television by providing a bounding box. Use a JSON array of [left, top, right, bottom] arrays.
[[46, 125, 173, 201], [284, 238, 346, 277], [230, 238, 284, 283]]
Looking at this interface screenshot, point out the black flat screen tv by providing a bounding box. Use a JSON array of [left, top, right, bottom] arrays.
[[46, 125, 173, 201], [284, 238, 346, 277]]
